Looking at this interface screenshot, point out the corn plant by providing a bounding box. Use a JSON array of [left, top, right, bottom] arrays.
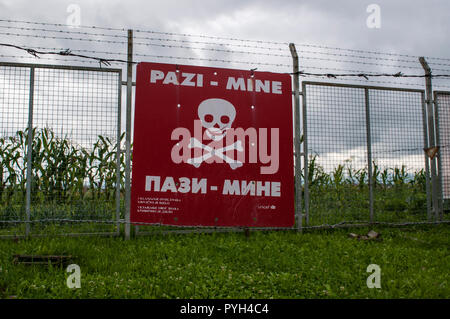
[[1, 128, 126, 221], [332, 165, 344, 187], [380, 168, 390, 187], [392, 165, 408, 186]]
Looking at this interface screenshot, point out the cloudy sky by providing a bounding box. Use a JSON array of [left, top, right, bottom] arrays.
[[0, 0, 449, 63], [1, 0, 448, 49]]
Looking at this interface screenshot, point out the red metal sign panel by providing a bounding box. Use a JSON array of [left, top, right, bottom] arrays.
[[130, 62, 294, 227]]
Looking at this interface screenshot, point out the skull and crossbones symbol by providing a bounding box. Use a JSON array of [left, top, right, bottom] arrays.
[[187, 98, 243, 169]]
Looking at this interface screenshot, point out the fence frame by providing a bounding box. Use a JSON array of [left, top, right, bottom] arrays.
[[301, 80, 431, 226], [0, 61, 123, 238], [289, 43, 303, 232], [434, 90, 450, 219]]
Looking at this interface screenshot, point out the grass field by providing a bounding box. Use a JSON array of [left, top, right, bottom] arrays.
[[0, 224, 448, 299]]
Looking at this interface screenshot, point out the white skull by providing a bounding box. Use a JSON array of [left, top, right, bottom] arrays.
[[197, 98, 236, 141]]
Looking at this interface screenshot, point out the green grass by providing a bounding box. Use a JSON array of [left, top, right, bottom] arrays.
[[0, 224, 448, 299]]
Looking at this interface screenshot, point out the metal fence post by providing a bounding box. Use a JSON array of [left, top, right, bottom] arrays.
[[420, 57, 441, 221], [289, 43, 303, 232], [25, 67, 35, 237], [124, 29, 133, 239], [364, 88, 374, 223], [421, 92, 432, 221], [433, 92, 444, 220]]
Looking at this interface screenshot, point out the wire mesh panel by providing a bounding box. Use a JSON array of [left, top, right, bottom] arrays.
[[303, 82, 369, 226], [369, 88, 429, 223], [30, 66, 122, 235], [0, 62, 122, 237], [436, 91, 450, 220], [0, 65, 30, 236], [303, 81, 429, 227]]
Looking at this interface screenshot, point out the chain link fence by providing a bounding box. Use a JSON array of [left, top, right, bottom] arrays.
[[0, 60, 448, 238], [302, 82, 431, 227], [0, 62, 122, 238], [435, 91, 450, 220], [0, 64, 30, 236]]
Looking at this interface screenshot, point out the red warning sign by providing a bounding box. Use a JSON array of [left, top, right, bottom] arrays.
[[130, 62, 294, 227]]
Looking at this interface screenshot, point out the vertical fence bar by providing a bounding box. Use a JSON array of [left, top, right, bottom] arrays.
[[124, 30, 133, 239], [25, 67, 35, 237], [422, 92, 432, 221], [115, 70, 122, 234], [420, 57, 441, 221], [289, 43, 303, 232], [364, 88, 374, 223], [301, 81, 310, 225], [433, 92, 444, 220]]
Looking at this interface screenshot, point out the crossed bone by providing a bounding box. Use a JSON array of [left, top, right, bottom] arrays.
[[187, 137, 243, 169]]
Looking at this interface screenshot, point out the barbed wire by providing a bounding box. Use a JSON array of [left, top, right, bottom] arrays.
[[0, 24, 127, 39], [5, 46, 126, 56], [0, 24, 291, 52], [0, 43, 131, 66], [0, 18, 127, 32], [294, 70, 450, 79], [14, 47, 450, 81], [0, 43, 288, 68], [0, 37, 408, 69], [2, 30, 450, 72], [2, 42, 450, 82], [3, 45, 449, 78], [0, 49, 290, 68], [293, 41, 450, 62], [0, 30, 292, 58], [5, 23, 450, 68], [0, 30, 127, 45], [0, 54, 435, 85], [0, 54, 124, 65]]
